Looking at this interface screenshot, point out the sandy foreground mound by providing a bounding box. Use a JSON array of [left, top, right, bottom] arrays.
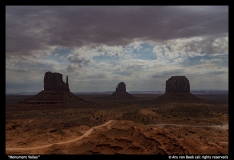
[[6, 120, 228, 154]]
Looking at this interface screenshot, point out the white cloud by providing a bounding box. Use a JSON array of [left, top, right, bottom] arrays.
[[6, 55, 64, 72], [67, 54, 92, 67], [113, 59, 150, 74], [95, 45, 124, 57], [153, 36, 228, 62]]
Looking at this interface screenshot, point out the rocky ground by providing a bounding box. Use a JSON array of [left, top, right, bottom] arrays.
[[6, 93, 228, 154]]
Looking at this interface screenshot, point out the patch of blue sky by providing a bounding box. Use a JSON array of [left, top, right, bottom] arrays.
[[92, 53, 120, 65], [125, 43, 156, 60], [207, 53, 228, 59], [211, 61, 227, 69], [181, 53, 228, 67], [180, 55, 209, 67], [208, 54, 228, 67], [47, 47, 72, 63]]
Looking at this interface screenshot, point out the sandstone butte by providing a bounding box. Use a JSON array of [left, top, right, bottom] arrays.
[[156, 76, 202, 102], [111, 82, 136, 99], [19, 71, 84, 105]]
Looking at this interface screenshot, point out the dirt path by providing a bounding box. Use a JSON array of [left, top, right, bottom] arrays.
[[6, 120, 114, 151], [6, 121, 228, 151]]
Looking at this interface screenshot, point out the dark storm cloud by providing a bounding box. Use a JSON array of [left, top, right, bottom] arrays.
[[6, 6, 228, 56]]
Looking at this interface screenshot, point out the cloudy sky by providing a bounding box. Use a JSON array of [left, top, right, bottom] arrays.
[[6, 6, 228, 93]]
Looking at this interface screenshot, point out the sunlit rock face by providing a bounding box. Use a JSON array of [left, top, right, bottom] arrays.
[[44, 72, 69, 91], [166, 76, 190, 93]]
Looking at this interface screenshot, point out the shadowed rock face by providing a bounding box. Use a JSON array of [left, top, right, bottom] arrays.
[[156, 76, 201, 102], [166, 76, 190, 93], [111, 82, 136, 99], [19, 71, 85, 105], [116, 82, 126, 92], [44, 72, 69, 91]]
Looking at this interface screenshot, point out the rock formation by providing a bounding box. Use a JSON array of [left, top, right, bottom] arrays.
[[166, 76, 190, 93], [44, 72, 69, 91], [116, 82, 126, 92], [19, 71, 84, 105], [111, 82, 136, 99], [156, 76, 202, 102]]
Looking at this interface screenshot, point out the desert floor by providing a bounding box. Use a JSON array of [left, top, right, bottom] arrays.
[[6, 93, 228, 154]]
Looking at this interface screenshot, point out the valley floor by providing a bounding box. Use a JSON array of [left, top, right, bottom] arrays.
[[6, 93, 228, 154]]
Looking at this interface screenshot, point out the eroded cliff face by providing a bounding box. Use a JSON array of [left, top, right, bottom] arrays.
[[166, 76, 190, 93], [44, 72, 69, 91]]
